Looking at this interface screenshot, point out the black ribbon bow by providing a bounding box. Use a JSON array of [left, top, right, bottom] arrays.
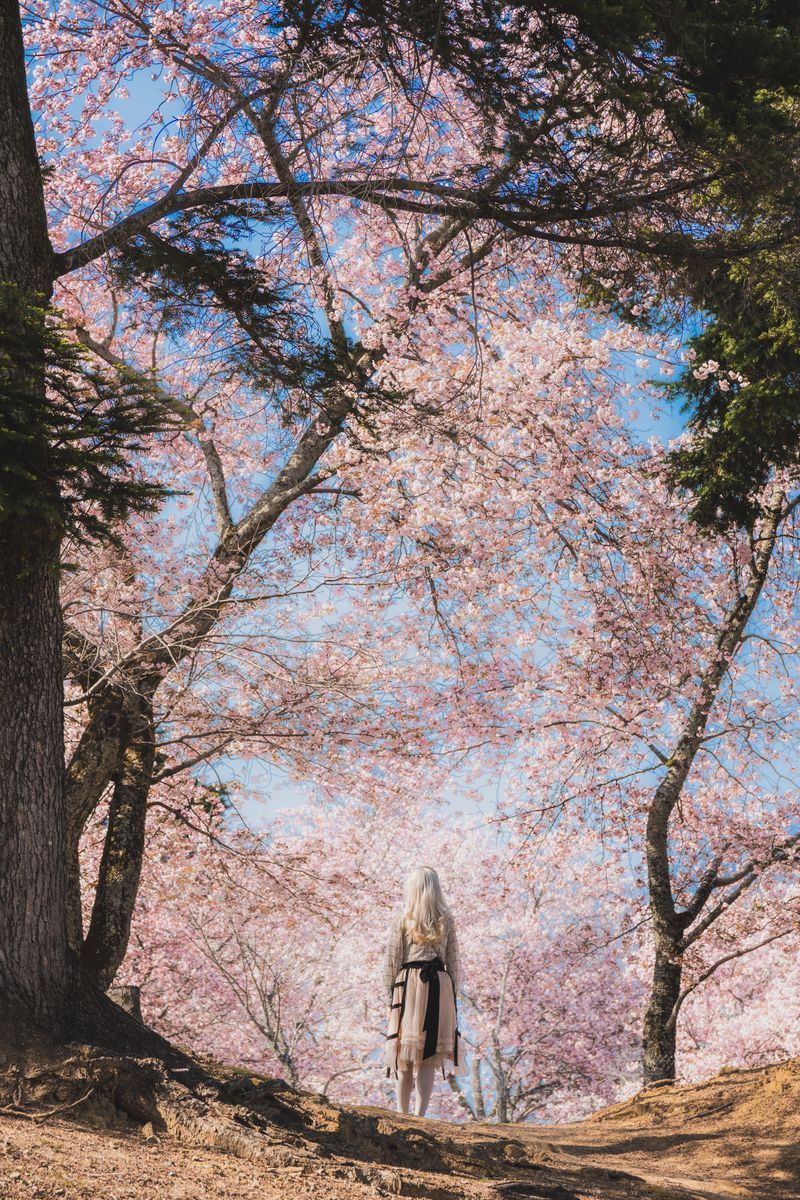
[[417, 956, 444, 1058]]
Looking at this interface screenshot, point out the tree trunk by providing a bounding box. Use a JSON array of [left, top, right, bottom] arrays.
[[0, 0, 73, 1029], [491, 1034, 508, 1123], [81, 699, 155, 989], [641, 493, 784, 1086], [642, 942, 682, 1087], [471, 1055, 486, 1120], [64, 687, 134, 949]]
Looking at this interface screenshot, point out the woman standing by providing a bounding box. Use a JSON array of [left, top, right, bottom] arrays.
[[383, 866, 463, 1117]]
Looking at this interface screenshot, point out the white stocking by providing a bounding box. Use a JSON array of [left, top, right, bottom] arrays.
[[414, 1062, 436, 1117], [396, 1066, 414, 1114]]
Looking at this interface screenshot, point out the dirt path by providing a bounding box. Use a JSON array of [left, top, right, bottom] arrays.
[[1, 1057, 798, 1200]]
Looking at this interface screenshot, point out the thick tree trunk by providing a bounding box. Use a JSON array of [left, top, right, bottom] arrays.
[[0, 523, 73, 1026], [0, 0, 73, 1029], [642, 942, 682, 1086], [0, 1, 50, 290], [643, 780, 685, 1088], [81, 700, 155, 989]]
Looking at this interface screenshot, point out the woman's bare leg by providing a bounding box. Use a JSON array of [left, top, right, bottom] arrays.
[[396, 1066, 414, 1114], [414, 1062, 436, 1117]]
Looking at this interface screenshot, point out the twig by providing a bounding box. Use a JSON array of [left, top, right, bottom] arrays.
[[0, 1085, 97, 1122]]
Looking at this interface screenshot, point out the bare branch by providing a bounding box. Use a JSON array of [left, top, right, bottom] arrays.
[[668, 929, 794, 1030], [72, 325, 234, 537]]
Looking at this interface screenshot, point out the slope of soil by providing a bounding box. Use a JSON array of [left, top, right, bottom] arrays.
[[535, 1057, 800, 1198], [1, 1047, 799, 1200]]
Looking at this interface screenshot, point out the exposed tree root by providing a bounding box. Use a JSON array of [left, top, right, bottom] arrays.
[[0, 1017, 310, 1167]]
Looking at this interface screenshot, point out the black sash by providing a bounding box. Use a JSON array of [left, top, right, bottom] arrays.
[[406, 957, 445, 1059]]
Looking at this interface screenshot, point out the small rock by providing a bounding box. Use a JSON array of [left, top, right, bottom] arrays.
[[108, 984, 143, 1022]]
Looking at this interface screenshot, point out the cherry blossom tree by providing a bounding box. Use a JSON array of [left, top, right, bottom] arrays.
[[91, 790, 640, 1122], [61, 236, 675, 1000]]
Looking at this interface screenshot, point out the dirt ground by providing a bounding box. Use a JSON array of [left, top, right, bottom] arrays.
[[1, 1055, 799, 1200]]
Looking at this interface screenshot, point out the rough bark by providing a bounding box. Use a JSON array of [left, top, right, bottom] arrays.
[[81, 698, 155, 989], [642, 943, 683, 1087], [0, 1, 50, 290], [0, 0, 73, 1029], [0, 523, 73, 1026]]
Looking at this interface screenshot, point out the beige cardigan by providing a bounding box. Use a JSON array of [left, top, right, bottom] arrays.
[[382, 910, 461, 1000]]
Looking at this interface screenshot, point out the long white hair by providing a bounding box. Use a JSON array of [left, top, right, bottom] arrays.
[[402, 866, 450, 947]]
